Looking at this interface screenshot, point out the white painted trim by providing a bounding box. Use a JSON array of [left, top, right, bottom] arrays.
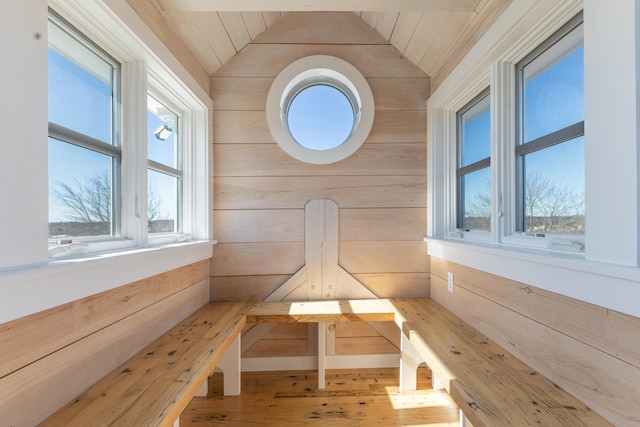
[[157, 0, 479, 12], [426, 238, 640, 318], [318, 322, 327, 389], [0, 240, 214, 323], [267, 55, 374, 165], [422, 0, 640, 318], [241, 354, 400, 372]]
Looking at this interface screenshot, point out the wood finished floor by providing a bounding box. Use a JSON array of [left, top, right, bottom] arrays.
[[181, 368, 460, 426]]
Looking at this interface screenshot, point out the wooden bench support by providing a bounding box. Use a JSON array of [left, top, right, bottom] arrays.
[[217, 334, 242, 396], [43, 298, 611, 427], [399, 330, 423, 392]]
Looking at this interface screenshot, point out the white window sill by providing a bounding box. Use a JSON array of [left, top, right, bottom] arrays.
[[425, 237, 640, 318], [0, 240, 216, 324]]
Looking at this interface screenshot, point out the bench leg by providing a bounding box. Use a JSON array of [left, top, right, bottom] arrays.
[[218, 335, 241, 396], [400, 332, 422, 392]]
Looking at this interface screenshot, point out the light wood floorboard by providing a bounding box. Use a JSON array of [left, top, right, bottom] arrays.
[[181, 368, 460, 426]]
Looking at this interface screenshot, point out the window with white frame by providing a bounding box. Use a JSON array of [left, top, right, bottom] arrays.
[[48, 10, 121, 244], [147, 94, 182, 235], [515, 14, 584, 238], [45, 7, 209, 259], [457, 89, 491, 232], [437, 12, 585, 254]]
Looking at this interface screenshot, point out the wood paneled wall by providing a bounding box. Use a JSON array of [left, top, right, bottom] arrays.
[[430, 257, 640, 426], [210, 12, 429, 357], [0, 261, 210, 426]]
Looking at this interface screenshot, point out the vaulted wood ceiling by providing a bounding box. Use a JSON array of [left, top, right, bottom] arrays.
[[142, 0, 510, 89]]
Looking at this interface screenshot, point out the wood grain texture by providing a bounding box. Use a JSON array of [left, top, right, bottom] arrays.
[[212, 110, 425, 144], [181, 368, 458, 427], [214, 175, 426, 210], [212, 242, 304, 276], [210, 10, 430, 363], [339, 241, 428, 273], [215, 43, 428, 78], [430, 258, 640, 426], [339, 208, 426, 241], [0, 260, 208, 379], [125, 0, 210, 92], [2, 280, 209, 427], [252, 12, 388, 45], [353, 273, 430, 298], [40, 300, 252, 427], [214, 209, 304, 243], [391, 298, 613, 427], [210, 275, 291, 301], [211, 76, 429, 111], [213, 143, 426, 177]]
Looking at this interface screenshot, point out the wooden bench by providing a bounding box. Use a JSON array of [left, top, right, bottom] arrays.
[[41, 298, 611, 427], [390, 298, 611, 427], [40, 301, 253, 427]]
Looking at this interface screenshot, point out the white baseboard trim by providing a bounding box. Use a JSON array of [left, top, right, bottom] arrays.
[[241, 353, 400, 372]]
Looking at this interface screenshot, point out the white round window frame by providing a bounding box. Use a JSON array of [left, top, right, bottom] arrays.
[[266, 55, 375, 165]]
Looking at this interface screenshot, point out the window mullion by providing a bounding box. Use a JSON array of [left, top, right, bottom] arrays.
[[492, 61, 515, 242], [121, 61, 148, 247]]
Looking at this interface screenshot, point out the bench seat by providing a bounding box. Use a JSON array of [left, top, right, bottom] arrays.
[[390, 298, 611, 427], [41, 298, 611, 427], [40, 301, 252, 427]]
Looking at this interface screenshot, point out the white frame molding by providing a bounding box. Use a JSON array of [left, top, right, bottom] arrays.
[[427, 0, 640, 318], [266, 55, 375, 165], [0, 0, 215, 324]]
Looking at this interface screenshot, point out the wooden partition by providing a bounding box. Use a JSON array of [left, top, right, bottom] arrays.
[[430, 257, 640, 426], [0, 261, 210, 426], [210, 12, 430, 358]]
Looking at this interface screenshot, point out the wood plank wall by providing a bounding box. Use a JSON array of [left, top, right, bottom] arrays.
[[210, 12, 430, 357], [430, 257, 640, 426], [0, 261, 210, 426]]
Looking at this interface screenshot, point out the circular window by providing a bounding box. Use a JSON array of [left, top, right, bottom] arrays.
[[287, 85, 354, 151], [267, 55, 374, 164]]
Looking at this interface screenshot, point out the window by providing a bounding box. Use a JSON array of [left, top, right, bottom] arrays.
[[266, 55, 374, 165], [287, 84, 355, 151], [147, 94, 181, 234], [48, 11, 121, 244], [515, 15, 584, 237], [44, 7, 210, 260], [457, 89, 491, 232]]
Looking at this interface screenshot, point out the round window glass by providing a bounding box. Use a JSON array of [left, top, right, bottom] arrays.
[[266, 55, 375, 165], [286, 85, 355, 151]]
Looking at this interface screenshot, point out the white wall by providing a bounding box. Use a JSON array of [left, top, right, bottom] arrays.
[[0, 0, 49, 270]]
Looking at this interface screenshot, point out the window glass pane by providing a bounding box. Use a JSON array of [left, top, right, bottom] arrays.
[[148, 95, 179, 168], [148, 170, 179, 234], [287, 85, 354, 151], [48, 20, 115, 144], [49, 137, 114, 237], [523, 136, 584, 234], [461, 167, 491, 231], [522, 24, 583, 143], [460, 97, 490, 166]]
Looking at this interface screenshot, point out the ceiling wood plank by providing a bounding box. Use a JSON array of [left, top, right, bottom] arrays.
[[262, 11, 283, 27], [190, 12, 237, 64], [219, 12, 252, 51], [389, 11, 423, 54], [163, 11, 222, 74], [374, 11, 400, 41], [403, 10, 449, 66], [157, 0, 480, 12], [242, 11, 267, 39]]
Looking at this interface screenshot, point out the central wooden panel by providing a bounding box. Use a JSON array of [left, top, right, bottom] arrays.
[[210, 11, 430, 357]]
